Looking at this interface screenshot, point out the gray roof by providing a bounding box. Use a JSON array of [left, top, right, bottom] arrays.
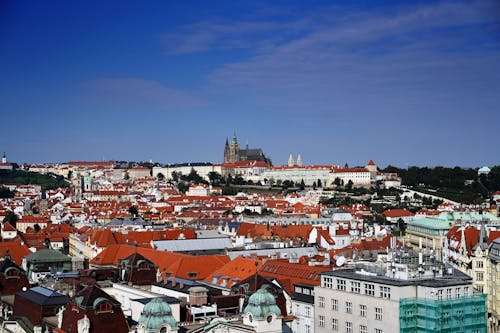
[[107, 217, 151, 226], [321, 268, 472, 288], [152, 237, 233, 252], [24, 249, 71, 263], [16, 286, 68, 306], [227, 247, 318, 260]]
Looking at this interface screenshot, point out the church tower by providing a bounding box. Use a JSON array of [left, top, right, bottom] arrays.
[[297, 154, 302, 167], [288, 153, 295, 167], [224, 132, 240, 163]]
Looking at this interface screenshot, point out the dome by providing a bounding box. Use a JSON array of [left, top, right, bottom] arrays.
[[138, 298, 177, 331], [243, 286, 281, 319]]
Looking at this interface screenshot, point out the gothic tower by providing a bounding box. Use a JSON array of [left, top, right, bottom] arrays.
[[224, 132, 240, 163]]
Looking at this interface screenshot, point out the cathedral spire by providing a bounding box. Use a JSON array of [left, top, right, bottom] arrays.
[[297, 154, 302, 167], [288, 153, 295, 167], [225, 137, 229, 146], [232, 131, 238, 145]]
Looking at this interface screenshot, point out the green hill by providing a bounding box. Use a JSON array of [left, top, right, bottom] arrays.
[[0, 169, 69, 190]]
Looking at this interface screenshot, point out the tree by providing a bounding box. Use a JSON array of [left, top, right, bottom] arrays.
[[128, 205, 139, 217], [334, 177, 341, 187], [208, 171, 222, 186], [0, 186, 14, 198], [300, 179, 305, 190], [177, 182, 188, 193], [171, 171, 180, 182], [3, 211, 18, 228], [34, 224, 41, 232], [157, 173, 165, 180], [317, 179, 322, 188], [123, 172, 130, 180], [346, 180, 353, 190]]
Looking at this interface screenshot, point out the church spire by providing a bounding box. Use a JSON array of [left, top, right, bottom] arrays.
[[297, 154, 302, 167], [288, 153, 295, 167], [232, 131, 238, 145], [225, 137, 229, 146]]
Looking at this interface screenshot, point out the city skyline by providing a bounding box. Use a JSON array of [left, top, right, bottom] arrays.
[[1, 0, 499, 167]]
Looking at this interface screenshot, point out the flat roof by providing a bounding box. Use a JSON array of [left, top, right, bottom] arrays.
[[320, 268, 471, 288]]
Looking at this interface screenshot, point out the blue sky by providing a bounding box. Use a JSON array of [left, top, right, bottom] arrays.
[[1, 0, 499, 167]]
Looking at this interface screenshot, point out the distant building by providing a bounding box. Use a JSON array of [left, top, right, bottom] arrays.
[[478, 166, 491, 176], [224, 132, 271, 165], [0, 152, 13, 170]]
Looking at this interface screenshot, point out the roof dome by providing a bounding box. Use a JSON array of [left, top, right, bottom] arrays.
[[243, 286, 281, 319], [138, 298, 177, 331]]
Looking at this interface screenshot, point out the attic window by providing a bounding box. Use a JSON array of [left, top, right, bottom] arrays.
[[187, 272, 197, 278], [5, 268, 19, 278], [96, 301, 113, 314]]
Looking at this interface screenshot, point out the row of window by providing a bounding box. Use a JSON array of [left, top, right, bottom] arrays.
[[318, 317, 382, 333], [318, 298, 383, 319], [319, 279, 391, 298]]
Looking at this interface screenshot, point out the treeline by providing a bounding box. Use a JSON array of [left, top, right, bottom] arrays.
[[0, 170, 69, 190], [383, 165, 500, 203]]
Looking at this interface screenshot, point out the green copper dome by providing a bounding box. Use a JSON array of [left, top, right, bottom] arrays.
[[138, 298, 177, 330], [243, 286, 281, 319]]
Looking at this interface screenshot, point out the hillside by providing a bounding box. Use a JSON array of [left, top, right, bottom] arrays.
[[0, 169, 69, 190], [383, 165, 500, 204]]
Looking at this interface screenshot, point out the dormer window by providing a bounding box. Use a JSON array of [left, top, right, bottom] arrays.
[[96, 301, 113, 313], [5, 268, 19, 278]]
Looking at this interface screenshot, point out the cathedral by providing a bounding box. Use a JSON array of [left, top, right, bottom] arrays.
[[223, 132, 271, 165]]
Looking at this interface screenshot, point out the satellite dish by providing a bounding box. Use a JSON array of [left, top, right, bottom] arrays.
[[336, 256, 346, 267]]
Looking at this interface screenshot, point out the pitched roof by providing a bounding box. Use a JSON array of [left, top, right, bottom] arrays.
[[204, 256, 262, 286], [258, 259, 331, 294], [91, 244, 229, 280]]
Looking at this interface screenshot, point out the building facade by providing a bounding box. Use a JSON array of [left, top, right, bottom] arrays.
[[314, 251, 486, 333]]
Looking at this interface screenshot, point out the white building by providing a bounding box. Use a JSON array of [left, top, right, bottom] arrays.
[[291, 283, 315, 333], [259, 166, 335, 187], [314, 250, 486, 333], [152, 164, 222, 181]]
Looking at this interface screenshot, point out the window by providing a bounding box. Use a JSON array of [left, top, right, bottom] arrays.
[[446, 288, 452, 299], [464, 287, 469, 296], [337, 279, 346, 291], [332, 318, 338, 331], [97, 301, 112, 313], [437, 289, 443, 300], [319, 315, 325, 327], [305, 324, 311, 333], [476, 261, 483, 268], [477, 272, 484, 281], [375, 329, 383, 333], [306, 306, 311, 317], [360, 325, 367, 333], [379, 286, 390, 299], [443, 311, 450, 325], [346, 301, 352, 314], [455, 287, 461, 298], [318, 296, 325, 308], [324, 276, 333, 288], [5, 269, 19, 278], [375, 307, 382, 320], [346, 322, 353, 333], [351, 281, 361, 293], [365, 283, 375, 296], [332, 298, 338, 311], [360, 304, 366, 317]]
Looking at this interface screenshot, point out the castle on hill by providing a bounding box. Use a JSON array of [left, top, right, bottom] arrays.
[[223, 132, 271, 165]]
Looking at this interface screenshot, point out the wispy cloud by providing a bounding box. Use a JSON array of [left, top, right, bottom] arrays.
[[79, 77, 204, 110], [162, 19, 313, 55], [202, 0, 500, 114]]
